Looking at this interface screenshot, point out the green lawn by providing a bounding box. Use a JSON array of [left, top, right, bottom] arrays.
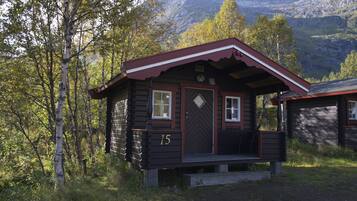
[[1, 140, 357, 201]]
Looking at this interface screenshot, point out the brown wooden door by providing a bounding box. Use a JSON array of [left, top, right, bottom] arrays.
[[184, 88, 214, 154]]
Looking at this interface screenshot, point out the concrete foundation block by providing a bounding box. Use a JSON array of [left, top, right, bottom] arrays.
[[143, 169, 158, 187], [270, 161, 282, 175], [215, 164, 229, 173], [184, 171, 271, 187]]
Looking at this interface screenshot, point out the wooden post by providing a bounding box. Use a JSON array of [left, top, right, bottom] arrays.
[[105, 97, 112, 153], [282, 100, 288, 134], [276, 91, 282, 132]]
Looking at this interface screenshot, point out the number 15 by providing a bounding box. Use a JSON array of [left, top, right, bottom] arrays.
[[160, 134, 171, 145]]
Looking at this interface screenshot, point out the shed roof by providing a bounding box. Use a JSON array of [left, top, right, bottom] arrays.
[[283, 78, 357, 101], [90, 38, 310, 99]]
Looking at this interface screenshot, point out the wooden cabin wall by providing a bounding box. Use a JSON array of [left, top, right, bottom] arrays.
[[109, 84, 129, 160], [131, 80, 149, 129], [147, 64, 254, 131], [287, 96, 339, 146]]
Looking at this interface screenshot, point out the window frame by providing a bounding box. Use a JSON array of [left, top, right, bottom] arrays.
[[225, 96, 241, 122], [152, 90, 172, 120], [348, 100, 357, 120]]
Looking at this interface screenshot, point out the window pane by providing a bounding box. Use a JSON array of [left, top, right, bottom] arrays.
[[163, 93, 170, 104], [226, 109, 232, 119], [226, 98, 232, 109], [153, 105, 161, 117], [232, 98, 238, 109], [233, 109, 239, 119], [154, 92, 161, 105], [162, 105, 170, 118]]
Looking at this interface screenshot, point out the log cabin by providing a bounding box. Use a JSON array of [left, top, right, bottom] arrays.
[[283, 78, 357, 150], [89, 38, 310, 186]]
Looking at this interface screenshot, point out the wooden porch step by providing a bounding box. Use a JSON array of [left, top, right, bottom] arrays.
[[184, 171, 271, 187]]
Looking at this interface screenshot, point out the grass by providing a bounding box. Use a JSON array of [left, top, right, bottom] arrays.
[[0, 155, 186, 201], [280, 139, 357, 189], [1, 140, 357, 201]]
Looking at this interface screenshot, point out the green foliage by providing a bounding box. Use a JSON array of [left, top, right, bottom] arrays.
[[0, 0, 173, 191], [177, 0, 246, 48], [340, 50, 357, 78], [213, 0, 246, 40], [178, 1, 300, 74], [0, 155, 184, 201], [322, 50, 357, 81], [247, 15, 301, 74]]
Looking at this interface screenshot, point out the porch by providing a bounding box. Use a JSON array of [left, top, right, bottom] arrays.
[[182, 154, 259, 163], [130, 129, 286, 169]]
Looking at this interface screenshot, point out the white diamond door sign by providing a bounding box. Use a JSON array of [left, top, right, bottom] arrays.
[[193, 94, 206, 108]]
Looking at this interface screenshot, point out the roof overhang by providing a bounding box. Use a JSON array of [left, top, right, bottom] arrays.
[[89, 73, 127, 99], [284, 89, 357, 101], [90, 38, 310, 99]]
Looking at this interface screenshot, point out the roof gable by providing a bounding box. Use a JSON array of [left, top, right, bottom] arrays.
[[123, 38, 309, 95]]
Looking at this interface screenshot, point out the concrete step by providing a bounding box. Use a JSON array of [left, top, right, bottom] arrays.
[[184, 171, 271, 187]]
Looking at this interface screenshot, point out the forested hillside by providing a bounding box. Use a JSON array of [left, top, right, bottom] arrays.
[[161, 0, 357, 77]]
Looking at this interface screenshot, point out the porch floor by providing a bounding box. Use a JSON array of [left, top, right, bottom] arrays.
[[182, 154, 260, 163]]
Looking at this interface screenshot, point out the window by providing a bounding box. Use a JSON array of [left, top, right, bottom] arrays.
[[348, 100, 357, 120], [225, 96, 240, 122], [152, 90, 172, 119]]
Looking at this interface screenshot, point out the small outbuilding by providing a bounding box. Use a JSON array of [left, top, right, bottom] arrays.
[[90, 38, 310, 186], [283, 78, 357, 150]]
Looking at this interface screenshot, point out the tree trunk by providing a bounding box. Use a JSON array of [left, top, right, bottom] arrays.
[[83, 56, 95, 163], [54, 0, 77, 188], [97, 56, 106, 147]]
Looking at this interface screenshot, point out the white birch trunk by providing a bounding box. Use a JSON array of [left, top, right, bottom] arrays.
[[54, 0, 77, 188]]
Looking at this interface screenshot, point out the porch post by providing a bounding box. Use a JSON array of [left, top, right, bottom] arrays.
[[143, 169, 159, 187], [276, 91, 282, 132]]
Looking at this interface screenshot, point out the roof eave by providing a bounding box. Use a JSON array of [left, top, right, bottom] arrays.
[[89, 73, 128, 99]]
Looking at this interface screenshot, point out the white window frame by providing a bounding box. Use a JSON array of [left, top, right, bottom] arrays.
[[348, 100, 357, 120], [225, 96, 241, 122], [152, 90, 172, 120]]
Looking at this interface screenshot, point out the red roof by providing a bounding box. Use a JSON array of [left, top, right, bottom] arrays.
[[90, 38, 310, 98]]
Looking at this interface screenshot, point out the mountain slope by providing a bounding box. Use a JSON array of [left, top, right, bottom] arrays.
[[161, 0, 357, 78]]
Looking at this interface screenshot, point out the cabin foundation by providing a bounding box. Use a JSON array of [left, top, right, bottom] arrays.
[[143, 169, 159, 187], [184, 171, 271, 187], [215, 164, 229, 173], [270, 161, 282, 175]]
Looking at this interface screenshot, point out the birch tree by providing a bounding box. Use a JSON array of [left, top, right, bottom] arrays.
[[54, 0, 81, 188]]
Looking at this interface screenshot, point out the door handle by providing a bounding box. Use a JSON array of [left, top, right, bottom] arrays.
[[185, 112, 189, 120]]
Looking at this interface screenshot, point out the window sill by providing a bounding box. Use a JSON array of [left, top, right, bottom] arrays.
[[225, 120, 241, 123], [152, 118, 171, 120]]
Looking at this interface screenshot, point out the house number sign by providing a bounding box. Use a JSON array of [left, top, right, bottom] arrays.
[[160, 134, 171, 145]]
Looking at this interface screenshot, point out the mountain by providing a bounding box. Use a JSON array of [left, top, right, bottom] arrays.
[[161, 0, 357, 78]]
